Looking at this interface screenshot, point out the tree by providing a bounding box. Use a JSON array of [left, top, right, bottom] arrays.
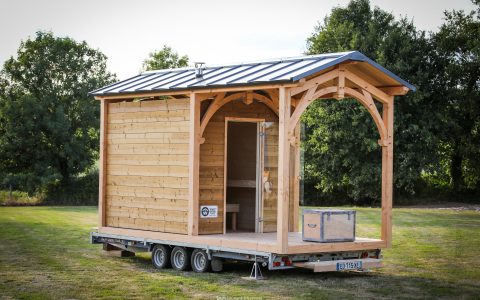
[[431, 3, 480, 192], [304, 0, 436, 202], [142, 45, 189, 71], [0, 31, 116, 193]]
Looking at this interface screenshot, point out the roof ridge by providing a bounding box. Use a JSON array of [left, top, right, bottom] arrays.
[[141, 51, 357, 74]]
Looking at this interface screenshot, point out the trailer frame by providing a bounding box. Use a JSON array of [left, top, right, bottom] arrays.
[[91, 231, 383, 273]]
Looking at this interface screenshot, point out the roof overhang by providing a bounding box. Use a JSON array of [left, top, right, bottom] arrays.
[[91, 51, 416, 100]]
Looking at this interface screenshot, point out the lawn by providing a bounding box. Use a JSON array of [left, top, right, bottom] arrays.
[[0, 206, 479, 299]]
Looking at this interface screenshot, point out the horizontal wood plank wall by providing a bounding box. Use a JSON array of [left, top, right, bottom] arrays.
[[105, 99, 190, 234], [199, 100, 278, 234]]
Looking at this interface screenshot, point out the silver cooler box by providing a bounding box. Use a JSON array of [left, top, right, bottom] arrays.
[[302, 209, 356, 242]]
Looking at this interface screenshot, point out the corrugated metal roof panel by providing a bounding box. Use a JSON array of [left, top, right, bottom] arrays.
[[90, 51, 416, 96]]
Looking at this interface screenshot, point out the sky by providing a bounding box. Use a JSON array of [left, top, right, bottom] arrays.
[[0, 0, 477, 79]]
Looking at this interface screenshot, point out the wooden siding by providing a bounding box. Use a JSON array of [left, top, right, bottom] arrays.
[[105, 99, 190, 234], [199, 100, 278, 234]]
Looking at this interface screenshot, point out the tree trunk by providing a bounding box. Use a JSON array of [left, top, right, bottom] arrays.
[[450, 143, 463, 193], [59, 159, 70, 187]]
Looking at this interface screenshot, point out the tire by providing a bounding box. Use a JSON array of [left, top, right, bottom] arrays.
[[210, 257, 223, 272], [171, 246, 191, 271], [191, 249, 210, 273], [151, 244, 170, 269]]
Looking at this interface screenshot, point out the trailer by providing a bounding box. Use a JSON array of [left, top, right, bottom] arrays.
[[89, 51, 414, 274]]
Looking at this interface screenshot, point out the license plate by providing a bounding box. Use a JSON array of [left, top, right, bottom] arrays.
[[336, 261, 362, 271]]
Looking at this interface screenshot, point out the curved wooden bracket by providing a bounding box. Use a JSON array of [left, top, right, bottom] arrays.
[[344, 87, 387, 142], [199, 92, 225, 140], [199, 91, 279, 138], [288, 86, 338, 134]]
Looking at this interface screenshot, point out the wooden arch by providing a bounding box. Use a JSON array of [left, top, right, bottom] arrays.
[[278, 65, 395, 251], [200, 91, 279, 137], [287, 68, 389, 145]]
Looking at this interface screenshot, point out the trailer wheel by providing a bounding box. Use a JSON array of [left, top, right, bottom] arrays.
[[171, 246, 191, 271], [210, 257, 223, 272], [191, 249, 210, 273], [152, 244, 170, 269]]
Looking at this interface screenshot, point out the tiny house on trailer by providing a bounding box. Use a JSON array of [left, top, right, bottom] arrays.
[[89, 51, 414, 273]]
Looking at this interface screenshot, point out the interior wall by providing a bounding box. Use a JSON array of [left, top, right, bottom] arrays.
[[199, 99, 278, 234], [226, 122, 257, 231]]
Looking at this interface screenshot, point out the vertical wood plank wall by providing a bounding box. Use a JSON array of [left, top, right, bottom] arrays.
[[104, 98, 190, 234], [199, 100, 278, 234]]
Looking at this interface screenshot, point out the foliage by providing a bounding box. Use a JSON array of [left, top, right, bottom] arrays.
[[429, 6, 480, 192], [41, 167, 99, 205], [0, 190, 40, 206], [304, 0, 436, 202], [0, 31, 115, 193], [142, 45, 189, 71]]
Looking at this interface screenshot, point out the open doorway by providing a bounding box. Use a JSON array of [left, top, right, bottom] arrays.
[[225, 120, 260, 233]]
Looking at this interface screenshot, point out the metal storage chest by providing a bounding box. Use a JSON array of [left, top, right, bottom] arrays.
[[302, 209, 356, 242]]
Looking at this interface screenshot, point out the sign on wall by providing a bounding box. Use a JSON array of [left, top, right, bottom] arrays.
[[200, 205, 218, 218]]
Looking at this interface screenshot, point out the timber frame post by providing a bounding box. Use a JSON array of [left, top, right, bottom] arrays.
[[98, 99, 108, 228], [381, 97, 394, 247], [188, 92, 200, 235], [277, 87, 291, 253]]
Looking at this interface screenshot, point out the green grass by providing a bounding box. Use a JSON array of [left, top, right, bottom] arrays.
[[0, 206, 479, 299]]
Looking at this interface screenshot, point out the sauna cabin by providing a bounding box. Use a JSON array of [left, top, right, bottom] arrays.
[[91, 51, 415, 254]]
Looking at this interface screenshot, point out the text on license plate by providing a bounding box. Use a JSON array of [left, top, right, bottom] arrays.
[[336, 261, 362, 271]]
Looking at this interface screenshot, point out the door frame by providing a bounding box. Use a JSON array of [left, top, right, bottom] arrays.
[[223, 117, 265, 234]]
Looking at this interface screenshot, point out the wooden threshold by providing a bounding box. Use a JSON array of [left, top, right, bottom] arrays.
[[97, 227, 385, 255]]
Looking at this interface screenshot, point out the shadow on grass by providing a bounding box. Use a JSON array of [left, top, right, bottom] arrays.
[[121, 250, 480, 299]]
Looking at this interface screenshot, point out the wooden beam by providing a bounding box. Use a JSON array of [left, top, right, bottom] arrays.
[[337, 66, 345, 99], [188, 92, 201, 236], [98, 99, 108, 227], [379, 86, 410, 96], [290, 69, 339, 96], [197, 93, 217, 101], [94, 91, 189, 101], [243, 91, 254, 105], [277, 87, 291, 253], [381, 97, 394, 247], [344, 70, 390, 104]]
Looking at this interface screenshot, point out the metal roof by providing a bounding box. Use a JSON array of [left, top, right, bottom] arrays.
[[90, 51, 416, 96]]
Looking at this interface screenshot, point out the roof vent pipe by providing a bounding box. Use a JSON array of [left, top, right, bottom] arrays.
[[194, 62, 205, 78]]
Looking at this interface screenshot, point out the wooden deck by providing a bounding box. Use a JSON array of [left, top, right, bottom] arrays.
[[97, 227, 385, 255]]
